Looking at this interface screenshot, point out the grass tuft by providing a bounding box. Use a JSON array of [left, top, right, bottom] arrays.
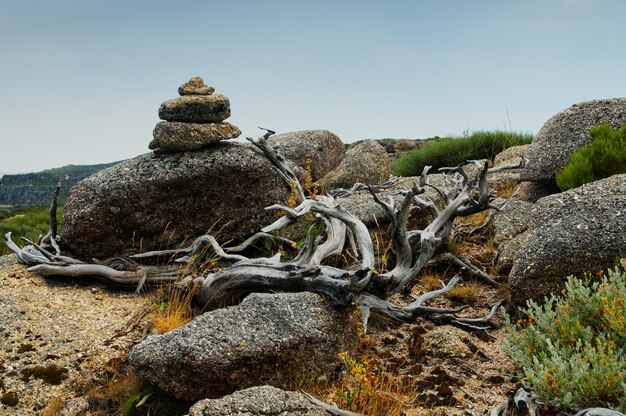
[[393, 130, 533, 177], [150, 285, 198, 334]]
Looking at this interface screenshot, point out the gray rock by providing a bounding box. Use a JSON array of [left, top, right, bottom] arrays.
[[178, 76, 215, 96], [495, 232, 531, 275], [267, 130, 345, 182], [492, 200, 534, 274], [421, 325, 472, 359], [508, 174, 626, 308], [350, 138, 433, 162], [317, 140, 391, 191], [492, 200, 533, 249], [129, 292, 355, 401], [150, 121, 241, 152], [61, 143, 289, 258], [516, 181, 560, 203], [159, 94, 231, 123], [186, 386, 326, 416], [494, 144, 530, 167], [522, 98, 626, 182]]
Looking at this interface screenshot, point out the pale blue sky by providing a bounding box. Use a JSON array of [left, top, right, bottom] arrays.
[[1, 0, 625, 173]]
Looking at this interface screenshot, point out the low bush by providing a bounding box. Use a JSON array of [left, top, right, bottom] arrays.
[[392, 130, 533, 177], [502, 265, 626, 411], [0, 205, 63, 256], [556, 123, 626, 191]]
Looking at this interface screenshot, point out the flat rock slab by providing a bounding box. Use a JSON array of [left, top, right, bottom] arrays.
[[185, 386, 326, 416], [508, 174, 626, 308], [129, 292, 355, 401], [61, 142, 289, 258], [159, 94, 231, 123], [150, 121, 241, 151]]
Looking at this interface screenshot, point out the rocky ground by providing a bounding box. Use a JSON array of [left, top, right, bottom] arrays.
[[0, 254, 151, 415], [0, 233, 517, 416]]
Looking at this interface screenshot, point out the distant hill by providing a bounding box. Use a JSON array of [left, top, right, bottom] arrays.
[[0, 162, 122, 206]]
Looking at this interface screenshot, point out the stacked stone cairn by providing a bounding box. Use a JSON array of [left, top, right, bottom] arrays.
[[149, 76, 241, 152]]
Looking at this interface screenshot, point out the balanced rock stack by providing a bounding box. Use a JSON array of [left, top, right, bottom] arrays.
[[149, 76, 241, 152]]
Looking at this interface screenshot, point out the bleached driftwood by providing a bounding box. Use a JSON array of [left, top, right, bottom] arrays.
[[4, 128, 516, 332]]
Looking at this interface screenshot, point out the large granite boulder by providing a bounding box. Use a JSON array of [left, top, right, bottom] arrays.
[[318, 140, 391, 190], [522, 98, 626, 182], [61, 143, 289, 258], [267, 130, 345, 181], [508, 174, 626, 308], [186, 386, 326, 416], [129, 292, 355, 401]]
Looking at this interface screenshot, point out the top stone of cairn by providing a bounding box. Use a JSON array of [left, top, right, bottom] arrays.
[[178, 76, 215, 96]]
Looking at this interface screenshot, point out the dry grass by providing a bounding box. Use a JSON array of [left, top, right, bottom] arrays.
[[446, 282, 482, 302], [83, 367, 142, 416], [495, 181, 517, 199], [150, 285, 198, 334], [419, 273, 443, 291], [302, 339, 420, 416], [454, 211, 489, 228], [41, 397, 65, 416]]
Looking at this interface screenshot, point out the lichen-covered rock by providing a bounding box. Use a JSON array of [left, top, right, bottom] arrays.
[[267, 130, 345, 181], [129, 292, 355, 401], [522, 98, 626, 182], [495, 232, 531, 275], [178, 76, 215, 96], [158, 94, 231, 123], [508, 174, 626, 308], [421, 326, 472, 359], [150, 121, 240, 151], [61, 143, 289, 258], [185, 386, 326, 416], [318, 140, 391, 190], [494, 144, 530, 167], [492, 200, 533, 249]]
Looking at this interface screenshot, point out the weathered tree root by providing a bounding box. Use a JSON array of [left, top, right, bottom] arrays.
[[490, 388, 625, 416], [4, 128, 519, 333]]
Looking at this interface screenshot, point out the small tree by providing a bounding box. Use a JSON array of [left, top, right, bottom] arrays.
[[556, 123, 626, 191]]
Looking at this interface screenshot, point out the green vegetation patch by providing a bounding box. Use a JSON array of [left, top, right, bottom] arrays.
[[556, 123, 626, 191], [0, 205, 63, 256], [502, 265, 626, 410], [392, 130, 533, 177]]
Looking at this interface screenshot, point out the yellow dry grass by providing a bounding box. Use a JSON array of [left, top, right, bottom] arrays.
[[446, 282, 482, 302], [495, 181, 517, 199], [41, 397, 65, 416], [150, 285, 197, 334], [420, 273, 443, 291]]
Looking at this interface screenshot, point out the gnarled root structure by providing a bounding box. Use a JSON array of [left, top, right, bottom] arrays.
[[5, 128, 516, 332]]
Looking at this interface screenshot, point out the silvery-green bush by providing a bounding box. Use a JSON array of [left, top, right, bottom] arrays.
[[502, 265, 626, 411]]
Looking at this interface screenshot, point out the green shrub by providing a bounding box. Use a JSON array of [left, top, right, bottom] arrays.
[[502, 266, 626, 411], [392, 130, 533, 177], [556, 123, 626, 191], [0, 205, 63, 255]]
